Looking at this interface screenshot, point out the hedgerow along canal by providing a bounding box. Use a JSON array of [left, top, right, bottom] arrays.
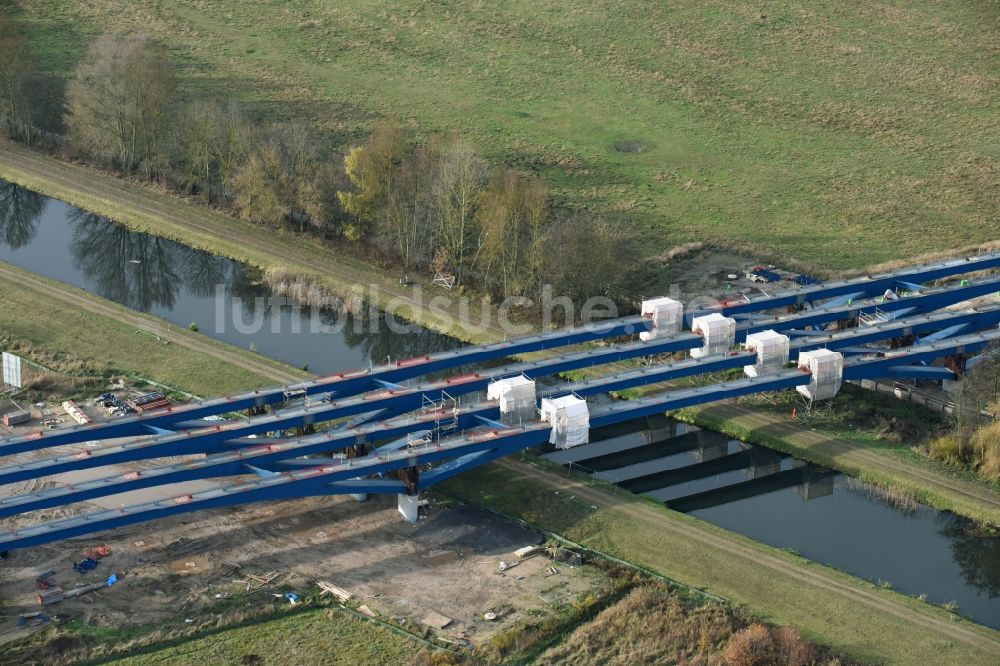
[[2, 180, 999, 629]]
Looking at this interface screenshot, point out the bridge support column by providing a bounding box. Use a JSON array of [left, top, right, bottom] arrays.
[[397, 467, 420, 523], [694, 430, 728, 462], [748, 449, 782, 479], [944, 353, 971, 377]]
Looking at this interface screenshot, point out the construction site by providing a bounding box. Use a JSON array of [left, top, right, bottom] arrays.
[[1, 245, 1000, 663]]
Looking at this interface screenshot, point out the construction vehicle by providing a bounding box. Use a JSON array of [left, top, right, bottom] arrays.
[[73, 557, 99, 574], [83, 544, 111, 559]]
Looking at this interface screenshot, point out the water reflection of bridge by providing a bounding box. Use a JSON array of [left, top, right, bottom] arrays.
[[548, 421, 836, 512]]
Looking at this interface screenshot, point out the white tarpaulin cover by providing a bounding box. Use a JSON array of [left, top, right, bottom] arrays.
[[540, 395, 590, 449], [743, 330, 790, 377], [690, 313, 736, 358], [796, 349, 843, 401], [640, 297, 683, 341], [487, 375, 536, 421], [2, 352, 21, 389]]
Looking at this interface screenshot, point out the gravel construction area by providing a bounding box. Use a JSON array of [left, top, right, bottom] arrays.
[[0, 493, 603, 646]]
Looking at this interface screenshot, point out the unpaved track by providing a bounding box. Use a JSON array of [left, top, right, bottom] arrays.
[[495, 458, 1000, 654], [0, 264, 305, 386], [699, 403, 1000, 515]]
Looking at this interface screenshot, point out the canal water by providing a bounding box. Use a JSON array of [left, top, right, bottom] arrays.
[[3, 179, 999, 629], [547, 416, 1000, 629], [0, 180, 462, 374]]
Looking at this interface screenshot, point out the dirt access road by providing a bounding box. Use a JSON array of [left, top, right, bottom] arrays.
[[491, 458, 1000, 657]]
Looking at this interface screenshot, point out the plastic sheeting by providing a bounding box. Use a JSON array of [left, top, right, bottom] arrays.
[[743, 330, 790, 377], [796, 349, 843, 401], [690, 313, 736, 358], [540, 395, 590, 449], [487, 375, 537, 422], [640, 297, 683, 341]]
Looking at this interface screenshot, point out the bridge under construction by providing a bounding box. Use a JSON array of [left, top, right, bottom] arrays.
[[1, 252, 1000, 551]]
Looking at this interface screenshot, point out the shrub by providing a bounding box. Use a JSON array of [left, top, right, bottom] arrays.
[[971, 421, 1000, 480], [928, 435, 962, 464], [723, 623, 774, 666]]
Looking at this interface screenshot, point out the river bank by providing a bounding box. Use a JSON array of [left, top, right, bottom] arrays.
[[0, 261, 304, 396], [443, 458, 1000, 664], [677, 401, 1000, 529]]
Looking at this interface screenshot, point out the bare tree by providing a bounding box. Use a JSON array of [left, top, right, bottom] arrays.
[[66, 34, 176, 177], [955, 342, 1000, 459], [432, 137, 487, 285], [381, 144, 437, 267], [0, 14, 39, 143], [476, 169, 547, 301], [541, 211, 625, 305], [230, 144, 286, 227]]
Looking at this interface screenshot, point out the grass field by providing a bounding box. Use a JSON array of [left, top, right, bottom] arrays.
[[443, 460, 1000, 664], [11, 0, 999, 270], [98, 608, 419, 666], [0, 261, 301, 396]]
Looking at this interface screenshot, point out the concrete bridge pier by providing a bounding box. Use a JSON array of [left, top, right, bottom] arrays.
[[693, 430, 729, 462], [748, 449, 783, 479], [397, 467, 420, 523]]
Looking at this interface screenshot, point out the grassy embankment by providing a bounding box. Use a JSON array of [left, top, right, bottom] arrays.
[[93, 608, 419, 666], [0, 261, 304, 397], [443, 460, 1000, 665], [12, 0, 1000, 271]]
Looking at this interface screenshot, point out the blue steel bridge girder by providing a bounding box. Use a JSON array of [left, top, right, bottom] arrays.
[[0, 314, 655, 453], [917, 323, 970, 344], [0, 365, 808, 520], [0, 428, 552, 551], [896, 280, 927, 293], [3, 273, 999, 459], [6, 302, 1000, 493], [5, 329, 1000, 550]]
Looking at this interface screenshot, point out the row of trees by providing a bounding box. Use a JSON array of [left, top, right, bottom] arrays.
[[0, 20, 626, 310], [338, 120, 625, 302]]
